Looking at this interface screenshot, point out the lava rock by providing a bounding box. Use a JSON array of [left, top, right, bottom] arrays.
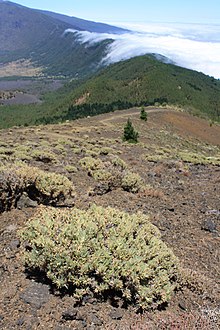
[[87, 314, 102, 326], [201, 219, 217, 233], [179, 300, 187, 311], [9, 239, 20, 250], [20, 282, 50, 309], [16, 318, 24, 326], [109, 308, 123, 320], [17, 192, 38, 209], [62, 308, 78, 321]]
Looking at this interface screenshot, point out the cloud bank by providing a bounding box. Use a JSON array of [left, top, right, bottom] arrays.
[[65, 22, 220, 79]]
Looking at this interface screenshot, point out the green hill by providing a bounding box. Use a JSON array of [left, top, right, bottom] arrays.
[[1, 55, 219, 129], [62, 55, 220, 122]]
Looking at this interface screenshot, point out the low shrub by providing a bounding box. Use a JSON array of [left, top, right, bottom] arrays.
[[121, 171, 144, 193], [31, 150, 58, 163], [79, 156, 103, 173], [0, 163, 75, 212], [110, 156, 127, 170], [64, 165, 78, 173], [19, 205, 179, 310], [79, 155, 144, 194]]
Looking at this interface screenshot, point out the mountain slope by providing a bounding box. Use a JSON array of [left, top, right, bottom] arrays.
[[0, 1, 123, 77], [0, 1, 71, 52], [37, 10, 128, 34], [0, 55, 219, 129], [63, 55, 220, 121]]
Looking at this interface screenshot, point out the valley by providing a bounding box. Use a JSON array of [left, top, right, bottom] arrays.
[[0, 78, 65, 105]]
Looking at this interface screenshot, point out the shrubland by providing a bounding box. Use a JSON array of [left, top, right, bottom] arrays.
[[19, 204, 179, 310]]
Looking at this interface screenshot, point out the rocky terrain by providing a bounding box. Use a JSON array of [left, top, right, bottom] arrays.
[[0, 107, 219, 329]]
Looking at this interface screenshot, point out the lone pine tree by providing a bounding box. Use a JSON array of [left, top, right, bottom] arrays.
[[140, 107, 148, 121], [123, 118, 139, 143]]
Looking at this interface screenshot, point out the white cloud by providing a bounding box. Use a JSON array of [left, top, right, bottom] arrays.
[[65, 23, 220, 79]]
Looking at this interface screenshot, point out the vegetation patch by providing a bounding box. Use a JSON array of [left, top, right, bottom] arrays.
[[79, 155, 145, 194], [121, 171, 144, 193], [0, 163, 75, 212], [19, 205, 179, 310]]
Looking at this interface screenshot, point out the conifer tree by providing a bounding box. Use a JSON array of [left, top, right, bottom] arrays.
[[140, 107, 148, 121], [123, 118, 139, 143]]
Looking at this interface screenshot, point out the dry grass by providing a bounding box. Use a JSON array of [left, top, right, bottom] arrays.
[[0, 59, 43, 77]]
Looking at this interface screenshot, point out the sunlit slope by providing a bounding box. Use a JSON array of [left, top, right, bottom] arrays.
[[65, 55, 220, 121]]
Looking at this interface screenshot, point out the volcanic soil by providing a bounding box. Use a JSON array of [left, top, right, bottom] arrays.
[[0, 107, 219, 329]]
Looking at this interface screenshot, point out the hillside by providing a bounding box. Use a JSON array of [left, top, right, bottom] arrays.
[[38, 9, 128, 34], [0, 1, 124, 77], [0, 1, 70, 52], [0, 108, 219, 328], [64, 55, 220, 122], [0, 54, 220, 129]]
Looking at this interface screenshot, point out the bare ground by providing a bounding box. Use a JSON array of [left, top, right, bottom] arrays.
[[0, 107, 219, 329]]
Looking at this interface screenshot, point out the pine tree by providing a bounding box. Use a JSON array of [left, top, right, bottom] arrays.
[[140, 107, 148, 121], [123, 118, 139, 143]]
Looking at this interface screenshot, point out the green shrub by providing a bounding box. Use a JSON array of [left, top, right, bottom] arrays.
[[19, 205, 179, 309], [91, 169, 112, 182], [79, 156, 103, 173], [31, 150, 58, 163], [0, 164, 75, 211], [110, 156, 127, 170], [121, 171, 144, 193], [65, 165, 78, 173], [99, 147, 114, 155]]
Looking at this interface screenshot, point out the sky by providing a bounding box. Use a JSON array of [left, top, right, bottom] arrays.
[[11, 0, 220, 25], [7, 1, 220, 78]]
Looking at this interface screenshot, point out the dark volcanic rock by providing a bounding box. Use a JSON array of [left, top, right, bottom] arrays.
[[87, 314, 102, 326], [178, 300, 187, 311], [9, 239, 20, 250], [201, 219, 217, 233], [62, 308, 78, 321], [20, 282, 50, 309], [109, 308, 123, 320], [17, 192, 38, 209]]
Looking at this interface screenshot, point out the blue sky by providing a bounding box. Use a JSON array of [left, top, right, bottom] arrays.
[[12, 0, 220, 24]]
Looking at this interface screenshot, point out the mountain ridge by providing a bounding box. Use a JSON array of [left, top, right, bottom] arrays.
[[0, 1, 125, 77]]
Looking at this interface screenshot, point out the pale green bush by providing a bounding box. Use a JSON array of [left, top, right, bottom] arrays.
[[31, 150, 58, 163], [79, 156, 103, 172], [20, 205, 179, 309], [110, 156, 127, 170], [65, 165, 78, 173], [121, 171, 144, 193], [0, 163, 75, 211]]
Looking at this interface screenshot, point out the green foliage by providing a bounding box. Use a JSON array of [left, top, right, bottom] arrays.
[[0, 163, 75, 211], [30, 149, 58, 163], [121, 171, 144, 193], [123, 119, 139, 143], [140, 107, 148, 121], [79, 156, 103, 173], [64, 165, 78, 173], [65, 55, 220, 123], [110, 156, 127, 170], [19, 204, 179, 309], [78, 154, 144, 194], [0, 55, 220, 129]]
